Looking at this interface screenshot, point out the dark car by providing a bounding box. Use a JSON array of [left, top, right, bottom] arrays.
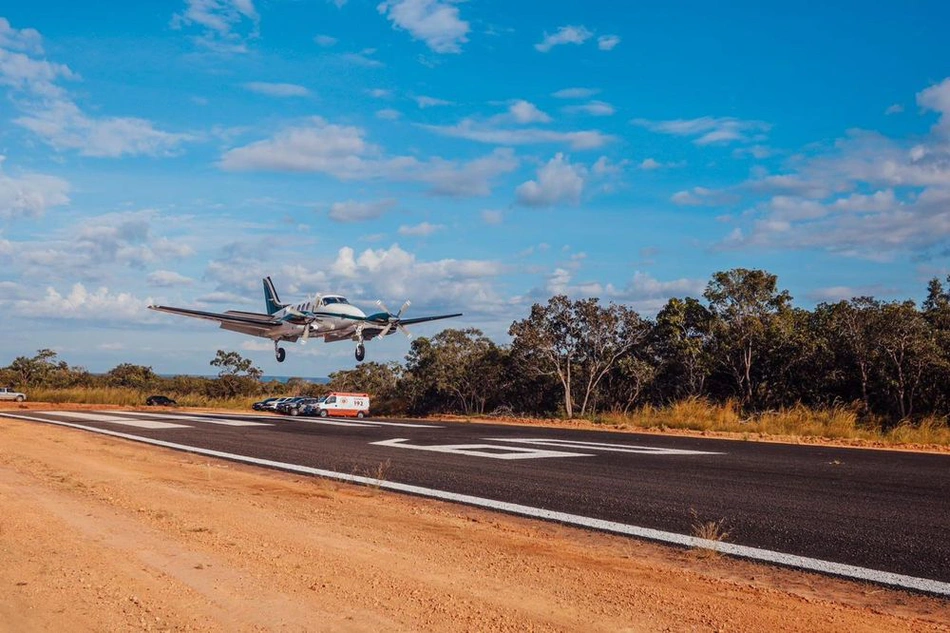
[[276, 396, 321, 416], [146, 395, 178, 406], [252, 397, 280, 411]]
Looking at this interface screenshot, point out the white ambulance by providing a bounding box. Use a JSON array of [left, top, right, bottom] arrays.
[[311, 392, 370, 418]]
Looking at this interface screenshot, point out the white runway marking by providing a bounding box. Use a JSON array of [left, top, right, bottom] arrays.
[[340, 418, 442, 428], [297, 418, 378, 427], [487, 438, 723, 456], [372, 438, 591, 460], [110, 411, 272, 427], [45, 411, 189, 430], [3, 411, 948, 597]]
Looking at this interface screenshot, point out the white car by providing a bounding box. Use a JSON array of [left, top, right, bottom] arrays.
[[0, 387, 26, 402]]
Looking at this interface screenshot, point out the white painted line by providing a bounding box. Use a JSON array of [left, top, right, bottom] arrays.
[[344, 419, 443, 429], [296, 418, 378, 427], [488, 438, 723, 456], [372, 438, 591, 460], [43, 411, 189, 430], [110, 411, 272, 427], [3, 411, 948, 597]]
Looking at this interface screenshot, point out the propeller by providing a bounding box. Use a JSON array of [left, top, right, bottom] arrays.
[[374, 299, 413, 339]]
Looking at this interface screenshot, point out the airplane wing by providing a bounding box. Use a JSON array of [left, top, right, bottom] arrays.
[[148, 305, 295, 339], [397, 313, 464, 326]]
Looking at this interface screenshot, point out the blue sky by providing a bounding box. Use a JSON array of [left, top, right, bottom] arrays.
[[1, 1, 948, 376]]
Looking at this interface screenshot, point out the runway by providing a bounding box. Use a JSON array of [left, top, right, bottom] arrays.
[[3, 409, 948, 595]]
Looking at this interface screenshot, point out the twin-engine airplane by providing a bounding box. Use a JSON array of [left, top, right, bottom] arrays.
[[148, 277, 462, 362]]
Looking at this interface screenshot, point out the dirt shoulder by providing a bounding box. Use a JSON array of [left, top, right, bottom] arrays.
[[0, 408, 947, 631]]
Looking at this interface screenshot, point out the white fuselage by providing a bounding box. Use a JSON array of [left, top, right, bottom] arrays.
[[276, 295, 367, 340]]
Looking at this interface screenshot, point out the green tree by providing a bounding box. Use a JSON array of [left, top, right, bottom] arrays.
[[704, 269, 792, 407], [652, 297, 713, 400], [208, 350, 263, 399], [106, 363, 158, 390]]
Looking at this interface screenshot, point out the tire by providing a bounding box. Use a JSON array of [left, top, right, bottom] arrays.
[[355, 344, 365, 362], [15, 395, 24, 402], [356, 411, 364, 419], [290, 408, 299, 416], [276, 347, 286, 363], [319, 409, 328, 418]]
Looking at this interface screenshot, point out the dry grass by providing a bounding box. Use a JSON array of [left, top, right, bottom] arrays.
[[597, 397, 949, 447], [25, 387, 260, 410], [689, 509, 729, 558]]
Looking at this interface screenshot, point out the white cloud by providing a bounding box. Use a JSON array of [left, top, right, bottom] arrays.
[[15, 100, 193, 158], [552, 87, 599, 99], [376, 108, 401, 120], [243, 82, 309, 97], [535, 25, 593, 53], [377, 0, 470, 54], [885, 103, 904, 115], [516, 153, 585, 207], [0, 18, 43, 54], [328, 199, 396, 223], [423, 119, 612, 150], [632, 116, 771, 145], [220, 118, 518, 196], [597, 35, 620, 51], [314, 34, 338, 47], [415, 95, 453, 108], [339, 50, 384, 67], [398, 221, 444, 236], [917, 77, 950, 136], [171, 0, 260, 53], [481, 209, 503, 224], [17, 284, 154, 322], [0, 158, 70, 219], [147, 270, 195, 287], [564, 100, 615, 116], [507, 100, 551, 124], [368, 88, 391, 98]]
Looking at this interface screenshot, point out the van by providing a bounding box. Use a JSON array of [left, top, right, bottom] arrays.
[[309, 392, 370, 418]]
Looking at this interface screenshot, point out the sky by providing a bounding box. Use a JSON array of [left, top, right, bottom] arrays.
[[1, 1, 949, 376]]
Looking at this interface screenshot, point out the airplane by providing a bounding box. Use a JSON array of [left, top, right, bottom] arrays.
[[148, 277, 462, 363]]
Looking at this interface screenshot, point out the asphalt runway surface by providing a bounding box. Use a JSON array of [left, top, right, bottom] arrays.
[[3, 409, 949, 595]]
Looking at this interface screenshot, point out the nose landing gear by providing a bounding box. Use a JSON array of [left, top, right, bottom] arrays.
[[355, 343, 365, 362]]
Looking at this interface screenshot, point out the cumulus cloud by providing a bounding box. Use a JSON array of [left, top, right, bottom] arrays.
[[516, 153, 585, 207], [415, 95, 453, 108], [423, 119, 612, 150], [506, 100, 551, 124], [398, 221, 444, 236], [552, 87, 599, 99], [243, 82, 309, 97], [597, 35, 620, 51], [631, 116, 771, 145], [0, 157, 70, 219], [917, 77, 950, 136], [171, 0, 260, 53], [535, 25, 593, 52], [377, 0, 470, 54], [328, 199, 396, 223], [17, 283, 154, 322], [481, 209, 503, 224], [564, 100, 615, 116], [220, 118, 518, 196], [147, 270, 195, 287], [1, 20, 192, 158]]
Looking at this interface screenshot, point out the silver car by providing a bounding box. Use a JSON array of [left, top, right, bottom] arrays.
[[0, 387, 26, 402]]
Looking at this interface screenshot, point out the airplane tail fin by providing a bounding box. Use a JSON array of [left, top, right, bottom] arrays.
[[263, 277, 286, 315]]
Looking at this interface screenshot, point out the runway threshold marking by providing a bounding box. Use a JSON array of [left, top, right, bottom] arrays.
[[371, 438, 591, 459], [3, 411, 948, 597], [43, 411, 189, 430], [488, 438, 724, 456]]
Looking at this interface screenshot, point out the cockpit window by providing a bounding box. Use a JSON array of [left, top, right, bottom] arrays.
[[323, 297, 349, 305]]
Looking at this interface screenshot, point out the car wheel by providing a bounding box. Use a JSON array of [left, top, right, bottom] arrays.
[[15, 395, 24, 402], [290, 408, 298, 416], [319, 409, 328, 418], [356, 411, 364, 419]]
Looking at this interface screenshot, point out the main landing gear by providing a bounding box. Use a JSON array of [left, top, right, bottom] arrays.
[[274, 340, 286, 363], [355, 343, 365, 362]]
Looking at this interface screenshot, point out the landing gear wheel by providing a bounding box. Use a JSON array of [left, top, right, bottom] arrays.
[[355, 343, 365, 362], [275, 346, 286, 363]]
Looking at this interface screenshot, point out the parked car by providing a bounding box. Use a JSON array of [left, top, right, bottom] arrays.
[[276, 396, 321, 416], [252, 397, 280, 411], [145, 395, 178, 406], [0, 387, 26, 402], [303, 392, 369, 418]]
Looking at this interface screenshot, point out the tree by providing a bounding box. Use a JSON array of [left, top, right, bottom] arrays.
[[328, 361, 403, 414], [876, 301, 942, 420], [704, 269, 792, 407], [509, 295, 647, 418], [208, 350, 262, 399], [106, 363, 158, 390], [652, 297, 713, 400]]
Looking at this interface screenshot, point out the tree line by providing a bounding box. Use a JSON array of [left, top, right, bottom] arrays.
[[3, 268, 949, 426]]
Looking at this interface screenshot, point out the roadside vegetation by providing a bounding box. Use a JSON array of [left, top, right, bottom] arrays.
[[3, 268, 949, 447]]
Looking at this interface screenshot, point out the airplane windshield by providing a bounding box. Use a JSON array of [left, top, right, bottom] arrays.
[[323, 297, 349, 304]]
